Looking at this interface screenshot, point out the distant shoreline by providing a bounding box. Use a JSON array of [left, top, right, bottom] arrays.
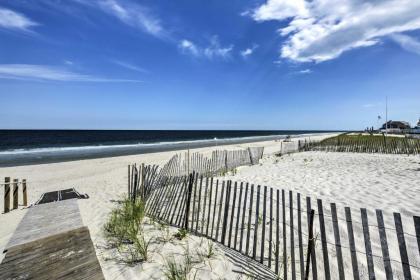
[[0, 132, 336, 167]]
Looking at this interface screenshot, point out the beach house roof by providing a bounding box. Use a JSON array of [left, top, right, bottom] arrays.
[[381, 120, 411, 129]]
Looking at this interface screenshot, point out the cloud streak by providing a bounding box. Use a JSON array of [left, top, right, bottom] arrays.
[[0, 64, 142, 82], [93, 0, 165, 38], [179, 36, 233, 60], [111, 60, 148, 73], [240, 44, 258, 58], [251, 0, 420, 62], [390, 33, 420, 55], [0, 7, 38, 31]]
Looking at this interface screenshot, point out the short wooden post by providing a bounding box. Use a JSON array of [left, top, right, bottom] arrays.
[[13, 179, 19, 210], [22, 179, 27, 206], [4, 177, 10, 213]]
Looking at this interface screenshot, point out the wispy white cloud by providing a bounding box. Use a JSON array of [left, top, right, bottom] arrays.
[[90, 0, 165, 38], [0, 7, 38, 31], [240, 44, 258, 58], [0, 64, 141, 82], [179, 36, 233, 60], [298, 69, 312, 74], [250, 0, 420, 63], [390, 33, 420, 55], [179, 40, 200, 57], [111, 60, 148, 73]]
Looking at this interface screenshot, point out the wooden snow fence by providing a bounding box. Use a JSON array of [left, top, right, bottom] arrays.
[[127, 147, 264, 201], [131, 168, 420, 280], [298, 134, 420, 155]]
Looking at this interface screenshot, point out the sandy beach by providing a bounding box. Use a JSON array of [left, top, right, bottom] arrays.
[[1, 133, 420, 279]]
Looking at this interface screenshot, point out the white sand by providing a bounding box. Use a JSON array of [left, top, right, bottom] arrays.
[[1, 133, 419, 279]]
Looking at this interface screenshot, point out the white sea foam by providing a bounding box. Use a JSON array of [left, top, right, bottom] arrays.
[[0, 133, 332, 156]]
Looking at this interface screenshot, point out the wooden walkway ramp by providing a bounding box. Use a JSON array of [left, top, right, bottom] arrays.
[[0, 199, 104, 280]]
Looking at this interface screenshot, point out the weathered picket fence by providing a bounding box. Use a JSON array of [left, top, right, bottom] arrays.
[[127, 147, 264, 201], [299, 135, 420, 155], [145, 174, 420, 279], [158, 147, 265, 178], [128, 164, 420, 279]]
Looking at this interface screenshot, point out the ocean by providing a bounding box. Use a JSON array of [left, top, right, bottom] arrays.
[[0, 130, 334, 166]]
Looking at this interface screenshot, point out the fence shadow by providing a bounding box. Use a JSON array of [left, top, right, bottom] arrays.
[[219, 246, 278, 280]]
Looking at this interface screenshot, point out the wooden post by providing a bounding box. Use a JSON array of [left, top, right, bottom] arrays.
[[304, 210, 315, 280], [184, 172, 194, 230], [4, 177, 10, 213], [127, 165, 130, 199], [22, 179, 27, 206], [13, 179, 18, 210]]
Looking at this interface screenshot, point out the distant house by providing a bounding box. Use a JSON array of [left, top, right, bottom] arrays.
[[381, 120, 411, 130], [381, 120, 411, 134]]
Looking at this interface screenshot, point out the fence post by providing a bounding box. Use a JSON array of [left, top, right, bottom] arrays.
[[128, 165, 131, 199], [13, 179, 19, 210], [22, 179, 27, 207], [4, 177, 10, 213], [305, 209, 315, 280], [184, 172, 194, 230], [225, 151, 228, 173], [248, 147, 253, 165]]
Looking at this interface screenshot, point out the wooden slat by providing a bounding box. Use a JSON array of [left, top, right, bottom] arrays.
[[290, 191, 296, 280], [305, 210, 315, 280], [297, 193, 304, 280], [414, 216, 420, 257], [394, 212, 412, 280], [228, 181, 238, 248], [345, 207, 359, 280], [184, 173, 194, 230], [306, 197, 318, 280], [331, 203, 345, 280], [260, 186, 267, 264], [239, 183, 249, 253], [246, 184, 254, 256], [222, 181, 232, 245], [376, 209, 393, 280], [283, 189, 287, 280], [253, 185, 261, 260], [195, 176, 203, 233], [361, 208, 375, 280], [215, 181, 225, 242], [317, 199, 330, 280], [234, 182, 243, 250], [206, 177, 213, 236]]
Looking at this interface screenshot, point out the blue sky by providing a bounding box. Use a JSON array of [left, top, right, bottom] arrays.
[[0, 0, 419, 130]]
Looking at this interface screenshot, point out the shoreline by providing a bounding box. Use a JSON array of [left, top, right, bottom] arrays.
[[0, 132, 336, 167]]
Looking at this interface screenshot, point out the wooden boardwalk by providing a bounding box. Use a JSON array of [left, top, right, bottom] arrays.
[[0, 199, 104, 280]]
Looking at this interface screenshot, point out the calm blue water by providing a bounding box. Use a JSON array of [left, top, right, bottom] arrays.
[[0, 130, 336, 166]]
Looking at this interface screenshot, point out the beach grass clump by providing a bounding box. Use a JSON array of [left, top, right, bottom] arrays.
[[104, 197, 146, 244], [104, 197, 151, 263], [174, 228, 188, 240], [163, 247, 196, 280]]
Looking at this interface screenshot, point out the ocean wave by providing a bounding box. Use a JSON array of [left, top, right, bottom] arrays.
[[0, 134, 287, 155]]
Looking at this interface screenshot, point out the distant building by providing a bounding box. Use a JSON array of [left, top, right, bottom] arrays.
[[381, 120, 411, 134], [381, 120, 411, 130], [416, 118, 420, 129]]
